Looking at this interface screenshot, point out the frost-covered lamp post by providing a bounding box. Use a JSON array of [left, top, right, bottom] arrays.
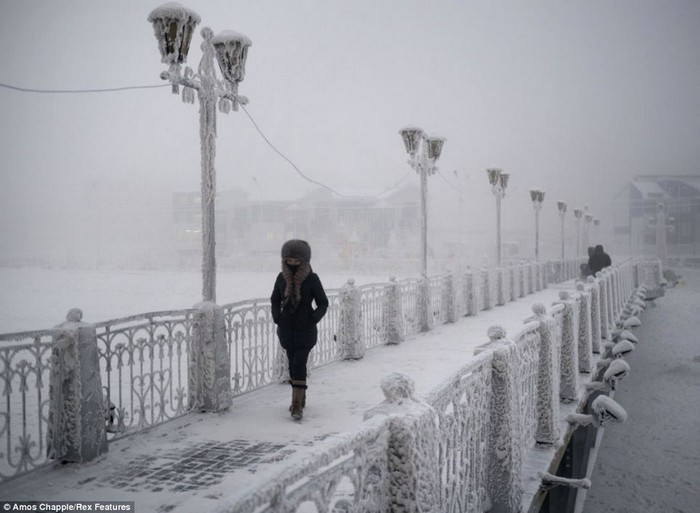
[[573, 207, 583, 258], [398, 127, 446, 278], [530, 189, 545, 261], [148, 3, 251, 303], [487, 168, 510, 266], [557, 200, 567, 261]]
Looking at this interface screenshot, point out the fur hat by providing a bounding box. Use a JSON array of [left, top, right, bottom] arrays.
[[281, 239, 311, 263]]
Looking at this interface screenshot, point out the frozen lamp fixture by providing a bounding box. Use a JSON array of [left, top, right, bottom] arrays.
[[529, 189, 545, 261], [398, 127, 446, 278], [148, 3, 252, 302], [567, 395, 628, 428], [487, 168, 510, 266]]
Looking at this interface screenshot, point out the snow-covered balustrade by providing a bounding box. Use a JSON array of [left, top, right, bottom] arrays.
[[481, 267, 493, 311], [214, 415, 392, 513], [587, 276, 602, 354], [554, 291, 580, 402], [213, 259, 645, 513], [357, 282, 386, 351], [221, 298, 284, 395], [424, 355, 493, 513], [95, 308, 198, 438], [0, 328, 69, 480], [463, 268, 478, 316], [338, 279, 364, 359], [398, 277, 422, 335], [576, 282, 593, 373]]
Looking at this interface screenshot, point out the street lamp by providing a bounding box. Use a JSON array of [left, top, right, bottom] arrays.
[[557, 200, 567, 261], [487, 168, 510, 266], [573, 207, 583, 258], [148, 3, 251, 303], [399, 127, 446, 278], [529, 189, 545, 261]]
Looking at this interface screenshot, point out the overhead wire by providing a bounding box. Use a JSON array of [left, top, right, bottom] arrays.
[[0, 80, 414, 199]]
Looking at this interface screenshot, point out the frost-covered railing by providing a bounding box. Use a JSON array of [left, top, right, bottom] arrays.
[[424, 353, 493, 512], [218, 258, 651, 513], [0, 257, 608, 485], [95, 310, 197, 441], [215, 415, 392, 513], [0, 329, 64, 481]]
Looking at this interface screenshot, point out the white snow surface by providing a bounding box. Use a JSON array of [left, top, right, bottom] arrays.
[[0, 265, 578, 512]]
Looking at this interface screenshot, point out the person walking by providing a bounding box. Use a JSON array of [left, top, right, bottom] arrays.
[[588, 244, 612, 275], [271, 240, 329, 421]]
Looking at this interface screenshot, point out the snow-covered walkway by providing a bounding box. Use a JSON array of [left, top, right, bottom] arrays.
[[2, 280, 576, 512]]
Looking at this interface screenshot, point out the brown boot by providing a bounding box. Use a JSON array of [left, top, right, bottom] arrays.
[[290, 380, 307, 420]]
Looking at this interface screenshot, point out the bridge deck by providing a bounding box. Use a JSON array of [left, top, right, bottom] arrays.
[[2, 282, 575, 512]]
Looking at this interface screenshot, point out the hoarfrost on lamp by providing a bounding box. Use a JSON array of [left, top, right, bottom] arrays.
[[399, 127, 424, 156], [487, 167, 501, 187], [211, 30, 251, 84], [148, 3, 201, 65], [499, 172, 510, 191], [425, 136, 446, 161], [557, 200, 567, 213]]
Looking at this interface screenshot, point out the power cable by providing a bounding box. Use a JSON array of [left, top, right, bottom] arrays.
[[0, 79, 414, 199], [0, 81, 170, 94]]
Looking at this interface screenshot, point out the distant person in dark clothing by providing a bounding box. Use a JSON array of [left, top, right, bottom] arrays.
[[588, 244, 612, 275], [271, 240, 328, 421]]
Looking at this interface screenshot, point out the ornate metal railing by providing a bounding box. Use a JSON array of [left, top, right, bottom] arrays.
[[359, 283, 389, 350], [425, 353, 493, 513], [217, 415, 391, 512], [398, 278, 422, 336], [222, 299, 280, 396], [95, 310, 196, 441], [0, 329, 64, 481]]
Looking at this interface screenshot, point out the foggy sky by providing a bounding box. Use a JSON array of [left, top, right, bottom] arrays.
[[0, 0, 698, 263]]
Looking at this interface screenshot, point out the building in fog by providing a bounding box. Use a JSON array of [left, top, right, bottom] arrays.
[[172, 185, 420, 270], [612, 175, 700, 260]]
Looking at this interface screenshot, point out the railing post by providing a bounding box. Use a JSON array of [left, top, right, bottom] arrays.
[[419, 277, 431, 332], [509, 265, 516, 302], [190, 301, 231, 412], [444, 271, 456, 323], [474, 326, 523, 513], [48, 308, 108, 463], [586, 276, 602, 354], [519, 263, 526, 298], [339, 278, 365, 359], [598, 270, 611, 341], [553, 291, 580, 402], [575, 282, 593, 373], [526, 304, 561, 445], [496, 267, 505, 306], [464, 268, 478, 317], [482, 267, 492, 311], [383, 276, 404, 345], [364, 373, 439, 513]]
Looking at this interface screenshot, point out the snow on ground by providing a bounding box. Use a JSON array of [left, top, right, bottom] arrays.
[[0, 267, 389, 333], [582, 267, 700, 513], [0, 271, 572, 512]]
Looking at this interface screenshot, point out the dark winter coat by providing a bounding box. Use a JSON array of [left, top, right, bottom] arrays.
[[588, 245, 612, 275], [271, 268, 329, 349]]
